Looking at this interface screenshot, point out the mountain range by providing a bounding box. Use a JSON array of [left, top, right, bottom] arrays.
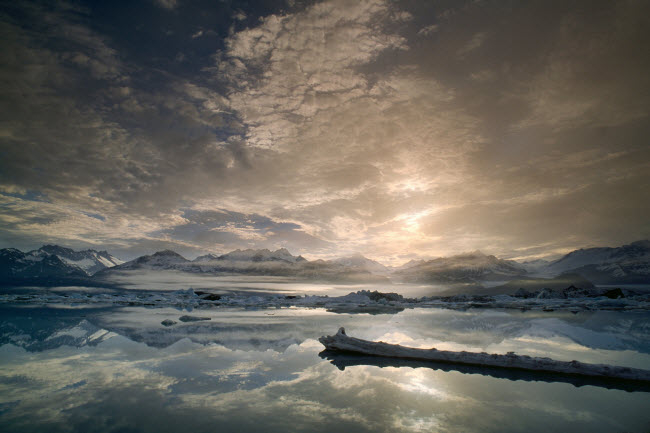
[[0, 245, 123, 286], [393, 251, 526, 284], [538, 240, 650, 284], [93, 248, 388, 283], [0, 240, 648, 289]]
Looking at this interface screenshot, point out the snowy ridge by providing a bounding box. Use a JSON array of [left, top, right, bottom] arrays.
[[0, 245, 124, 281], [540, 240, 650, 283], [547, 240, 650, 272], [109, 250, 189, 271], [394, 251, 528, 284], [212, 248, 307, 263], [2, 240, 649, 286], [319, 328, 650, 381], [395, 259, 427, 270], [332, 254, 390, 275], [0, 249, 89, 283], [37, 245, 123, 275], [99, 249, 387, 283]]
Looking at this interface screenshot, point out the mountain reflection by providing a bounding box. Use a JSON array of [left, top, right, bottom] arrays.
[[1, 305, 650, 432]]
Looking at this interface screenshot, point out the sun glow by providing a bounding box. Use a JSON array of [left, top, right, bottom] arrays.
[[396, 209, 434, 233]]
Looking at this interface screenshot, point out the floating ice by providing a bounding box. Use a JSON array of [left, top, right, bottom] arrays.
[[319, 327, 650, 381], [1, 288, 649, 312]]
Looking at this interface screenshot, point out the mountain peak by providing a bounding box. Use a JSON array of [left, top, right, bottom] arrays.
[[193, 253, 220, 262], [39, 244, 75, 255], [630, 239, 650, 249], [22, 244, 124, 275], [217, 247, 302, 263], [153, 250, 185, 258], [332, 254, 389, 274]]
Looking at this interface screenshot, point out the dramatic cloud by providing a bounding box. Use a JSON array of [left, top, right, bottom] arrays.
[[1, 0, 649, 261]]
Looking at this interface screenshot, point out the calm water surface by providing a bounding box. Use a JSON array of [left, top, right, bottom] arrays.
[[1, 304, 649, 432]]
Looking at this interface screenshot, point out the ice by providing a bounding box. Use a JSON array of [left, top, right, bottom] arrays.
[[1, 287, 649, 312], [319, 327, 650, 381], [178, 315, 211, 322]]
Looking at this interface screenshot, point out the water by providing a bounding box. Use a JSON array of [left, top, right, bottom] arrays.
[[1, 304, 649, 432]]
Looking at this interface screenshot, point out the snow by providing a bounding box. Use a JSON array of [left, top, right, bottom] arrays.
[[394, 251, 528, 284], [217, 248, 303, 263], [319, 327, 650, 381], [3, 246, 125, 276], [97, 254, 123, 267], [332, 254, 389, 275], [23, 252, 45, 262], [43, 320, 118, 346], [60, 257, 97, 272], [544, 240, 650, 276], [47, 326, 90, 340]]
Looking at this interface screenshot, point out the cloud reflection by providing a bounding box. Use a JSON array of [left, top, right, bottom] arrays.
[[1, 307, 650, 432]]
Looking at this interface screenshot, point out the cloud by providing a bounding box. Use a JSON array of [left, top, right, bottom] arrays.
[[152, 208, 332, 255], [5, 311, 646, 433], [417, 24, 438, 36], [0, 2, 243, 217], [232, 10, 247, 21], [510, 2, 649, 132], [154, 0, 178, 10], [1, 0, 649, 262], [216, 0, 409, 150], [198, 0, 487, 259], [457, 31, 486, 57]]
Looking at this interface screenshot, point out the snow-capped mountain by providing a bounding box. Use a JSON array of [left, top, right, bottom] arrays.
[[196, 248, 307, 264], [395, 259, 427, 271], [36, 245, 123, 275], [331, 254, 390, 275], [3, 240, 647, 288], [0, 247, 90, 285], [97, 248, 388, 283], [0, 245, 125, 285], [99, 250, 189, 272], [0, 245, 123, 278], [541, 240, 650, 284], [394, 251, 527, 284], [193, 253, 220, 262]]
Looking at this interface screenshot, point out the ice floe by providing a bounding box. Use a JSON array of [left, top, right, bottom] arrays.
[[319, 327, 650, 382], [1, 288, 649, 312]]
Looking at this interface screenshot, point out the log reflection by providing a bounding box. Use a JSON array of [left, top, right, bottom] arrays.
[[319, 350, 650, 393]]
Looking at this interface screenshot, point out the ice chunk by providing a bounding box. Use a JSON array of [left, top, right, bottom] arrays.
[[319, 328, 650, 381]]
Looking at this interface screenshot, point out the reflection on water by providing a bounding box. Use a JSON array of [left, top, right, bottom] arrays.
[[0, 305, 649, 432], [319, 351, 650, 393]]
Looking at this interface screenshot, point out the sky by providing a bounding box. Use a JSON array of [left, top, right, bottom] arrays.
[[1, 0, 649, 264]]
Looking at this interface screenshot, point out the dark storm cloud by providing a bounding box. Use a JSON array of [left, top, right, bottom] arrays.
[[0, 0, 649, 262], [0, 1, 242, 214]]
